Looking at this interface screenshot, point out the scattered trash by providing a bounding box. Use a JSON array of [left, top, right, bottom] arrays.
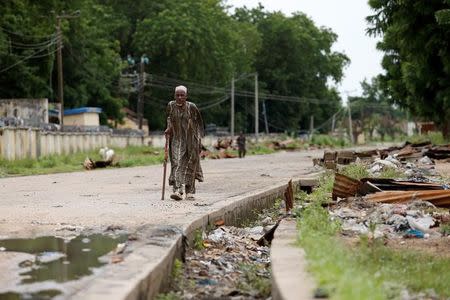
[[404, 229, 425, 239], [214, 219, 225, 227]]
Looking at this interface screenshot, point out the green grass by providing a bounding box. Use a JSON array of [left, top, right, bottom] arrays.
[[248, 143, 276, 155], [340, 164, 370, 180], [192, 229, 205, 251], [297, 176, 450, 299], [441, 224, 450, 236], [405, 131, 447, 145], [0, 146, 164, 177], [378, 167, 404, 179], [311, 134, 349, 148], [237, 263, 271, 297]]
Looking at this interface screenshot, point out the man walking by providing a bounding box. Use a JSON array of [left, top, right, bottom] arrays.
[[165, 85, 204, 200], [237, 131, 246, 158]]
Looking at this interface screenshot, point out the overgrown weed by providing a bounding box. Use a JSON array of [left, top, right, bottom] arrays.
[[297, 174, 450, 299]]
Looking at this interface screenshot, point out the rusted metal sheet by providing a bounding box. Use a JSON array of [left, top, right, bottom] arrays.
[[332, 173, 361, 200], [366, 190, 450, 207], [425, 145, 450, 160], [359, 178, 444, 192]]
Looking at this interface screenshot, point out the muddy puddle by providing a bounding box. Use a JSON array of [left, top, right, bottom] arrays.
[[0, 234, 127, 299]]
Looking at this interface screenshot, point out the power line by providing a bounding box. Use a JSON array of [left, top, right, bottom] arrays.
[[0, 26, 56, 39], [0, 44, 53, 73]]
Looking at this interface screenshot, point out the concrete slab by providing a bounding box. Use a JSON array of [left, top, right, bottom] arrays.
[[271, 218, 316, 300]]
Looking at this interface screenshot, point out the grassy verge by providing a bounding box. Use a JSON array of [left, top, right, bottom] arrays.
[[0, 146, 164, 177], [0, 141, 276, 178], [296, 174, 450, 299]]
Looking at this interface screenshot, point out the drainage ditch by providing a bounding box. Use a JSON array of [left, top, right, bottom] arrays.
[[156, 195, 306, 300]]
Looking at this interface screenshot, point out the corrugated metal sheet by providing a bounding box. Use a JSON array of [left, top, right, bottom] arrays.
[[332, 173, 361, 200], [366, 190, 450, 207], [360, 178, 444, 191]]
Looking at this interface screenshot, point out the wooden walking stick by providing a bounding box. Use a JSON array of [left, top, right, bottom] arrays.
[[161, 133, 169, 200]]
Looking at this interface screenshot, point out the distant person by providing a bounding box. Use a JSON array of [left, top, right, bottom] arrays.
[[165, 85, 204, 201], [237, 132, 246, 158]]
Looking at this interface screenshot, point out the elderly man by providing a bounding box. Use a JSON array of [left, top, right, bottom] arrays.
[[165, 85, 204, 200]]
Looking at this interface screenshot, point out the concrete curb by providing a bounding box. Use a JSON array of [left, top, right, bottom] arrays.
[[70, 177, 317, 299], [271, 218, 316, 300]]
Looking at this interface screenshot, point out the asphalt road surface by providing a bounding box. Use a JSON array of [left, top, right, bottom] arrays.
[[0, 150, 322, 239]]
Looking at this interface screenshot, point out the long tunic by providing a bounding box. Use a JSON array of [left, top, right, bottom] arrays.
[[166, 101, 204, 193]]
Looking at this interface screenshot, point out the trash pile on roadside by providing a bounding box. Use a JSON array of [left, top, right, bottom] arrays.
[[83, 147, 117, 170], [164, 213, 283, 299], [317, 141, 450, 241]]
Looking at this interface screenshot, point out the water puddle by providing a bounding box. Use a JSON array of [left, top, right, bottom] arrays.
[[0, 289, 61, 300], [0, 234, 127, 298]]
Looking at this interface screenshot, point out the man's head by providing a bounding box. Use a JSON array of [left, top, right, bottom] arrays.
[[175, 85, 187, 106]]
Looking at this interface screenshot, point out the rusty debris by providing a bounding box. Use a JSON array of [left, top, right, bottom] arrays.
[[366, 190, 450, 207], [284, 179, 294, 212], [359, 178, 444, 193], [332, 173, 361, 200], [332, 173, 449, 208]]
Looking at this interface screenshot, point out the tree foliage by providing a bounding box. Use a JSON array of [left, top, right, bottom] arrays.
[[367, 0, 450, 137], [0, 1, 348, 132], [349, 77, 405, 141]]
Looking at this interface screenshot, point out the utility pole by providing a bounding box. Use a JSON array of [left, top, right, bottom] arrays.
[[348, 105, 354, 144], [137, 55, 149, 130], [254, 73, 259, 140], [56, 17, 63, 127], [137, 60, 145, 129], [343, 89, 357, 144], [262, 100, 269, 134], [231, 77, 235, 138], [331, 113, 336, 133], [55, 11, 80, 128]]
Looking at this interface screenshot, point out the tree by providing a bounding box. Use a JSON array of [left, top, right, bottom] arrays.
[[367, 0, 450, 137], [348, 77, 405, 141], [248, 9, 349, 132], [0, 0, 127, 123]]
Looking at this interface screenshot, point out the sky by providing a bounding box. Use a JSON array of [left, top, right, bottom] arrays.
[[226, 0, 384, 102]]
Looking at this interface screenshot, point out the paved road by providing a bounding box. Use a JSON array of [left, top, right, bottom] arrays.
[[0, 150, 321, 238]]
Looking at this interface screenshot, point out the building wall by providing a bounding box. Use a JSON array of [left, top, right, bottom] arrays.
[[64, 112, 100, 126], [0, 127, 152, 160], [0, 98, 48, 124], [117, 117, 149, 135]]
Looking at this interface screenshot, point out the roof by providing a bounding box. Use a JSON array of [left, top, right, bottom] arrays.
[[63, 107, 102, 116]]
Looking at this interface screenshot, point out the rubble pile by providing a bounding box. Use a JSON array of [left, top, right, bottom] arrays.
[[330, 199, 450, 240], [200, 138, 237, 159], [315, 141, 450, 245], [173, 224, 275, 300]]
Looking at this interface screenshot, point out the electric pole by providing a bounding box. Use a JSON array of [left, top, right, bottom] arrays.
[[348, 105, 354, 144], [137, 55, 149, 130], [309, 116, 314, 140], [262, 100, 269, 134], [56, 17, 63, 127], [255, 73, 259, 140], [331, 113, 336, 133], [343, 89, 357, 144], [231, 77, 235, 138], [55, 11, 80, 128]]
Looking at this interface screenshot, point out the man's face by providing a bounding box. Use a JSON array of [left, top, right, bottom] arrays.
[[175, 91, 187, 106]]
